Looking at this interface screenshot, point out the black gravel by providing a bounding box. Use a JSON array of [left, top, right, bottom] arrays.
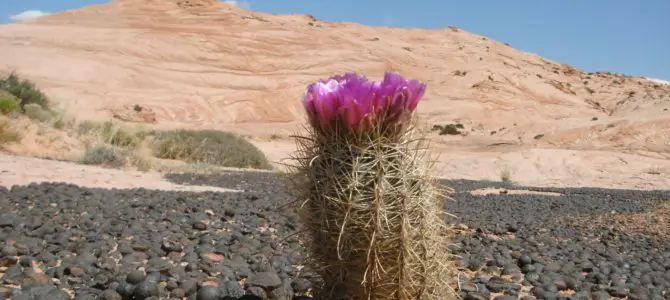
[[0, 172, 667, 300]]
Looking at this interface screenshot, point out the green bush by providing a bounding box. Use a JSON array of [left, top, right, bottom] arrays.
[[80, 145, 128, 167], [154, 129, 272, 170], [23, 103, 56, 122], [431, 123, 464, 135], [0, 91, 21, 115], [0, 72, 49, 109], [99, 121, 142, 149]]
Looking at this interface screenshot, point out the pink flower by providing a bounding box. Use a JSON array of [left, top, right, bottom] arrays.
[[302, 72, 426, 135]]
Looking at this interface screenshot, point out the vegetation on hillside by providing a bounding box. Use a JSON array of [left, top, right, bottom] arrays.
[[0, 71, 274, 171]]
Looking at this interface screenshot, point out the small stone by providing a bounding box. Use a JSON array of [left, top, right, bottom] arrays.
[[118, 244, 134, 255], [607, 285, 629, 298], [545, 262, 561, 272], [0, 215, 14, 228], [592, 291, 610, 300], [193, 221, 207, 231], [502, 264, 521, 275], [171, 288, 186, 298], [247, 286, 267, 299], [19, 256, 34, 267], [1, 245, 18, 257], [218, 280, 245, 298], [161, 240, 183, 253], [460, 282, 478, 293], [46, 289, 71, 300], [200, 252, 225, 262], [116, 282, 136, 297], [291, 278, 312, 293], [68, 266, 86, 277], [464, 293, 488, 300], [126, 270, 146, 284], [197, 286, 220, 300], [134, 280, 159, 299], [553, 279, 568, 291], [248, 271, 282, 288], [485, 276, 509, 293], [269, 281, 292, 299], [518, 255, 532, 266], [493, 296, 516, 300], [166, 281, 179, 291], [74, 292, 98, 300], [179, 278, 198, 295], [100, 290, 122, 300], [22, 271, 52, 287]]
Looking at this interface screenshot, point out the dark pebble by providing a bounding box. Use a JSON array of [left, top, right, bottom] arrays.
[[196, 286, 220, 300], [126, 270, 146, 284], [192, 221, 207, 231], [0, 175, 667, 299], [248, 271, 282, 288], [134, 280, 159, 299]]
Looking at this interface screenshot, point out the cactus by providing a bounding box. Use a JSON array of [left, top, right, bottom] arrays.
[[287, 72, 458, 299]]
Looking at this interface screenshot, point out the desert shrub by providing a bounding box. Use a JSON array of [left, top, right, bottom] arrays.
[[442, 124, 461, 135], [0, 91, 21, 115], [23, 103, 57, 122], [80, 144, 151, 171], [52, 115, 69, 129], [534, 134, 545, 140], [154, 129, 272, 170], [0, 72, 49, 109], [0, 118, 20, 144], [99, 121, 142, 149], [77, 120, 100, 135], [80, 145, 128, 167], [76, 120, 143, 148], [431, 123, 464, 135], [500, 167, 512, 184]]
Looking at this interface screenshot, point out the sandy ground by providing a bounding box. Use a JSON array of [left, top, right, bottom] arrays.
[[257, 138, 670, 190], [0, 0, 669, 191], [0, 154, 236, 192]]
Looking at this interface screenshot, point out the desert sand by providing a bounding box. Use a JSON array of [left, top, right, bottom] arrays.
[[1, 0, 669, 190]]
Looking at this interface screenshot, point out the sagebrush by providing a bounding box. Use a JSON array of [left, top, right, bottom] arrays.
[[154, 129, 272, 170]]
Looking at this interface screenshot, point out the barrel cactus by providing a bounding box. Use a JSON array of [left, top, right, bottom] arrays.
[[288, 72, 457, 299]]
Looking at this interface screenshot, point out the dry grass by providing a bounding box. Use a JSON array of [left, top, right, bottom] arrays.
[[500, 166, 512, 184], [0, 117, 21, 145], [0, 71, 271, 173], [80, 144, 152, 171], [287, 119, 458, 300]]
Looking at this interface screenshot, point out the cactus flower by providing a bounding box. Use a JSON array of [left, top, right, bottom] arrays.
[[302, 72, 426, 135], [291, 71, 456, 299]]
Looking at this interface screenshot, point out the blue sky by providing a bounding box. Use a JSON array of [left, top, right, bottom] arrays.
[[2, 0, 669, 81]]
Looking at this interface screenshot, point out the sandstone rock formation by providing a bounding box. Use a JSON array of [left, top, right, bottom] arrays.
[[1, 0, 668, 188]]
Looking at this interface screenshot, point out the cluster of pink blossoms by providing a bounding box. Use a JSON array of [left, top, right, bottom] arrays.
[[302, 72, 426, 136]]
